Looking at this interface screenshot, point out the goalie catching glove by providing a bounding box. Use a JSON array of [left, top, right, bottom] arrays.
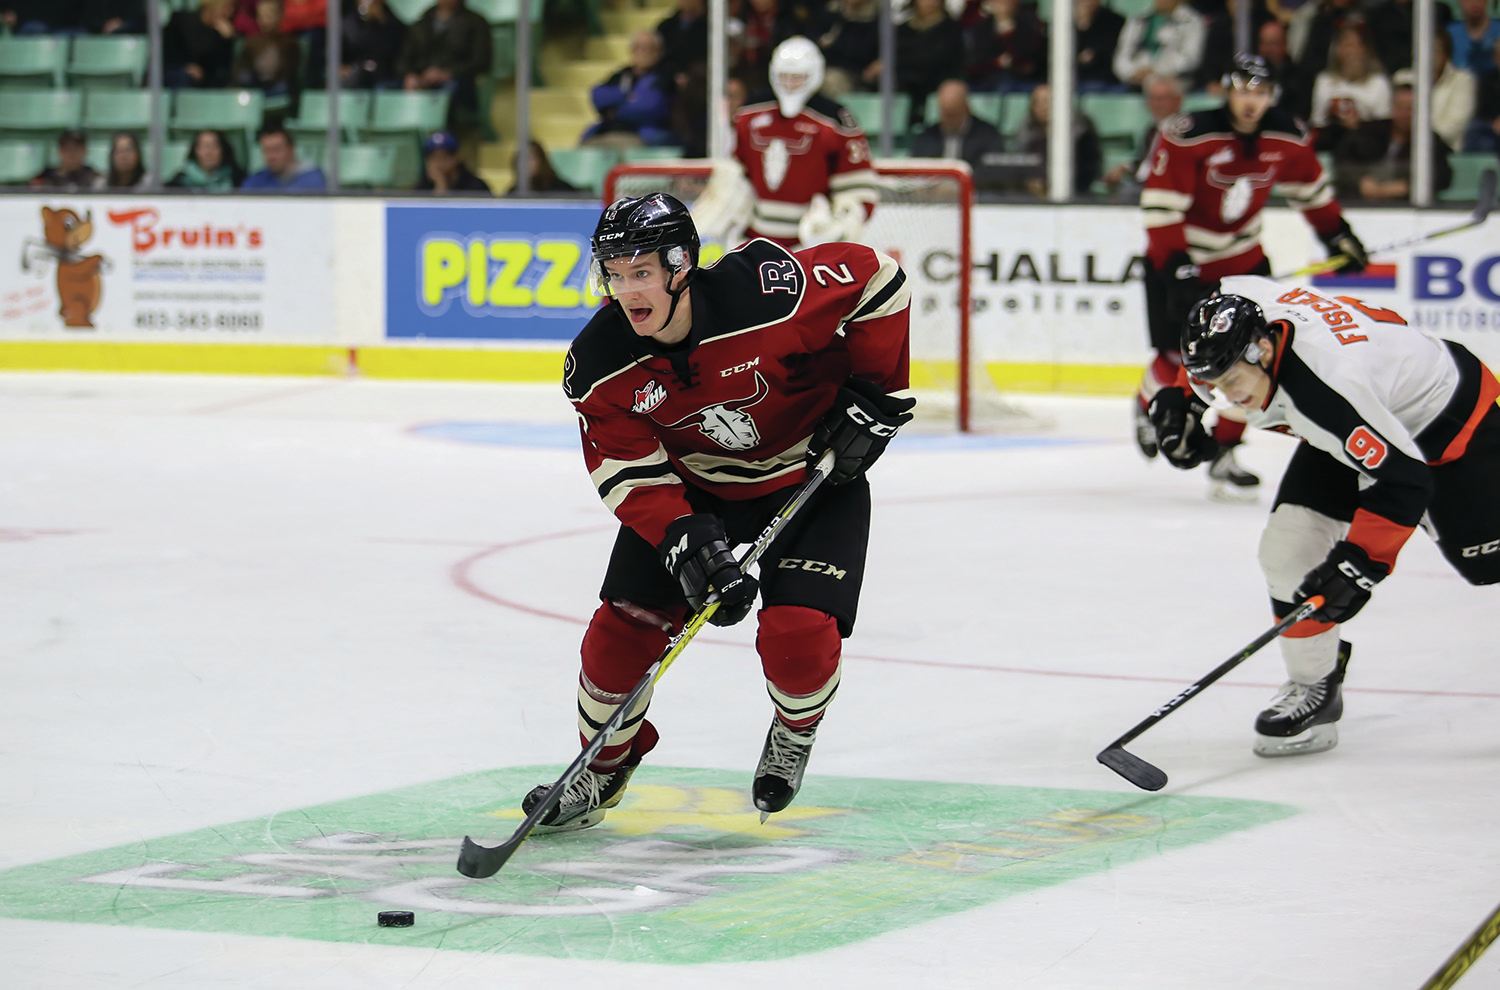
[[659, 514, 759, 626], [810, 377, 917, 485], [1146, 387, 1218, 469], [1295, 540, 1387, 623]]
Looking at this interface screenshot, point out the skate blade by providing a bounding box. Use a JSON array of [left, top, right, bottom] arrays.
[[1253, 723, 1338, 758], [759, 811, 769, 824], [530, 809, 608, 834], [1208, 481, 1260, 504]]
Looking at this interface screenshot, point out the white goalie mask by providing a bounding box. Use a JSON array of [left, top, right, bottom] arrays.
[[769, 36, 824, 119]]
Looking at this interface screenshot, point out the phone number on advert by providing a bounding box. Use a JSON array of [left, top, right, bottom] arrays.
[[133, 310, 263, 331]]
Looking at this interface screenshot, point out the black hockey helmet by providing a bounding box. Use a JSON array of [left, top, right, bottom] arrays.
[[591, 193, 701, 281], [1182, 293, 1272, 381], [1223, 52, 1280, 102]]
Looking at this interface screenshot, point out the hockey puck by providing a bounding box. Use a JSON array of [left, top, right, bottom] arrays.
[[377, 911, 415, 928]]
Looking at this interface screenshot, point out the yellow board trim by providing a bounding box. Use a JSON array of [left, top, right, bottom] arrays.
[[0, 343, 1141, 395]]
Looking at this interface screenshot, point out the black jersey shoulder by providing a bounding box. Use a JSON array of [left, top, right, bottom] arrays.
[[1258, 106, 1312, 142], [563, 305, 639, 404], [806, 93, 861, 132], [694, 238, 806, 343], [1159, 106, 1232, 142]]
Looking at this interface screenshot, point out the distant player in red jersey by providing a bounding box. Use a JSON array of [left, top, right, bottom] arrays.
[[523, 193, 915, 830], [1135, 53, 1370, 498], [693, 37, 879, 249]]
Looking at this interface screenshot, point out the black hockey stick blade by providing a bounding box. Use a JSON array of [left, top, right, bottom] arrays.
[[1096, 746, 1167, 791], [1470, 168, 1497, 225]]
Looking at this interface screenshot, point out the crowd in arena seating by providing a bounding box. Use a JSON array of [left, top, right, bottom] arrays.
[[4, 0, 1499, 199]]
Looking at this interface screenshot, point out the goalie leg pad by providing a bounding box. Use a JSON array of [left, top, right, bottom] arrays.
[[577, 599, 681, 770], [757, 606, 842, 731], [1259, 503, 1347, 682]]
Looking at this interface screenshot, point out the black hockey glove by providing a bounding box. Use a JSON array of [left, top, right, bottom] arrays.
[[1163, 250, 1205, 324], [1319, 220, 1369, 275], [1146, 387, 1218, 469], [1295, 541, 1388, 624], [810, 377, 917, 485], [659, 513, 759, 626]]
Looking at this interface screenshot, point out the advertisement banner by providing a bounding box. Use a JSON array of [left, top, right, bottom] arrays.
[[0, 196, 337, 342], [385, 202, 607, 341]]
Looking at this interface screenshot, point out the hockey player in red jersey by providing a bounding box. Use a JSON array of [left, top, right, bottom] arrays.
[[524, 193, 915, 829], [1135, 53, 1370, 498], [695, 37, 879, 249], [1151, 282, 1500, 756]]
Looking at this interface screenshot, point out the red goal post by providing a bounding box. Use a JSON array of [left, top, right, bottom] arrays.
[[603, 159, 981, 431]]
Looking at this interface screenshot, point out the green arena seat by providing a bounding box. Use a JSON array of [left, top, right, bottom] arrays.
[[286, 90, 373, 142], [0, 139, 46, 184], [549, 146, 621, 195], [68, 35, 150, 88], [0, 36, 68, 88], [82, 89, 157, 135], [0, 88, 84, 137]]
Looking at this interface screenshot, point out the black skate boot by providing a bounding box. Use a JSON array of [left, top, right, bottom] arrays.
[[521, 762, 640, 833], [753, 719, 818, 821], [1253, 640, 1352, 758], [1133, 399, 1159, 459], [1208, 444, 1260, 502]]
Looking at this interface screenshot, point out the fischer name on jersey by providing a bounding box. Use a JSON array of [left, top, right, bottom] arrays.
[[1141, 107, 1345, 279], [733, 93, 878, 245], [563, 238, 911, 546], [1218, 274, 1500, 569]]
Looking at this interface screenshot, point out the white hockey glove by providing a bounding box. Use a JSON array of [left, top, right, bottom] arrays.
[[798, 194, 868, 247], [690, 159, 754, 245]]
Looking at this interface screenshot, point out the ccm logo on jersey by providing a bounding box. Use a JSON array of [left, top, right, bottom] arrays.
[[721, 357, 760, 377], [1345, 426, 1388, 468], [1462, 539, 1500, 558], [632, 380, 667, 414], [777, 558, 848, 579]]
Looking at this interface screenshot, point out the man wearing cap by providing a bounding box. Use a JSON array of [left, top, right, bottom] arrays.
[[415, 130, 491, 194], [30, 131, 102, 191]]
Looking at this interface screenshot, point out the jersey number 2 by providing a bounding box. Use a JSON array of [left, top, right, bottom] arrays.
[[1345, 426, 1388, 469]]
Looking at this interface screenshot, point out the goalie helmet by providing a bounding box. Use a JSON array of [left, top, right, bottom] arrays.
[[590, 193, 701, 287], [769, 36, 824, 119], [1182, 293, 1272, 381]]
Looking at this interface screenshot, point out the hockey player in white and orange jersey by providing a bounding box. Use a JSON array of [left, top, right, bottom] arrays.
[[1149, 277, 1500, 758], [694, 37, 879, 250]]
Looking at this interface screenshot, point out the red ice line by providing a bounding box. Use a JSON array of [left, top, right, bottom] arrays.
[[445, 525, 1500, 701]]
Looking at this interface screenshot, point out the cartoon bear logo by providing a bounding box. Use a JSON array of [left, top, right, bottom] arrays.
[[22, 207, 110, 329]]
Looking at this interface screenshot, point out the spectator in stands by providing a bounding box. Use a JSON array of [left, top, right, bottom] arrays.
[[2, 0, 71, 34], [818, 0, 880, 95], [672, 59, 710, 156], [1427, 33, 1477, 154], [1074, 0, 1125, 91], [103, 132, 150, 189], [168, 129, 246, 190], [413, 130, 490, 194], [234, 0, 303, 102], [1112, 0, 1205, 90], [965, 0, 1048, 92], [911, 79, 1005, 168], [1471, 36, 1500, 151], [582, 30, 678, 149], [398, 0, 493, 113], [737, 0, 824, 88], [1328, 80, 1451, 200], [892, 0, 964, 125], [1100, 72, 1181, 194], [242, 125, 327, 190], [79, 0, 146, 34], [1012, 82, 1102, 195], [1365, 0, 1416, 75], [340, 0, 406, 89], [1257, 19, 1310, 119], [1289, 0, 1360, 81], [1310, 25, 1390, 132], [657, 0, 708, 79], [164, 0, 238, 89], [505, 139, 579, 195], [1450, 0, 1500, 77], [29, 131, 100, 190], [235, 0, 326, 84]]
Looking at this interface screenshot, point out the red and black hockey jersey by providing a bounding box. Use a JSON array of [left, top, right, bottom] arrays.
[[1141, 107, 1346, 280], [563, 238, 911, 546], [732, 93, 879, 247]]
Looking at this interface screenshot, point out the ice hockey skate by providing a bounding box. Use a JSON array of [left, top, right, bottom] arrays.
[[1207, 445, 1260, 502], [1254, 641, 1351, 757], [520, 763, 640, 833], [753, 719, 818, 822]]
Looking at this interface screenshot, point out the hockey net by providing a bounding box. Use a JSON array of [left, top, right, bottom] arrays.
[[604, 159, 1033, 433]]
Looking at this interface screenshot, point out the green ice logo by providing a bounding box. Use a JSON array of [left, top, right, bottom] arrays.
[[0, 767, 1294, 963]]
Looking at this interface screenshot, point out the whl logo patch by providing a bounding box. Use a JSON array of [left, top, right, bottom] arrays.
[[632, 380, 667, 414], [0, 766, 1293, 964]]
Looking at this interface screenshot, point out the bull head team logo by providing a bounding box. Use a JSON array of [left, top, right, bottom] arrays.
[[21, 206, 111, 329], [662, 372, 770, 451]]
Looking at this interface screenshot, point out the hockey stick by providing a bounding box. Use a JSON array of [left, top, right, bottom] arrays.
[[456, 449, 838, 880], [1276, 168, 1497, 281], [1419, 900, 1500, 990], [1095, 595, 1324, 792]]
